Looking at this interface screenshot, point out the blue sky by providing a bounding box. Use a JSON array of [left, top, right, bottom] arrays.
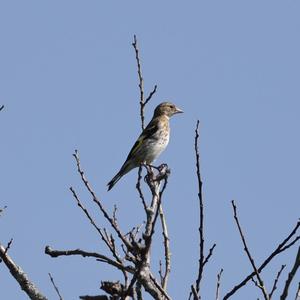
[[1, 1, 300, 299]]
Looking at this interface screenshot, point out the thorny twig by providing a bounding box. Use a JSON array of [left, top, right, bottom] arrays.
[[231, 200, 269, 300], [48, 273, 64, 300]]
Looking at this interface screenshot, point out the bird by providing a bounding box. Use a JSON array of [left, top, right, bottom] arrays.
[[107, 102, 183, 191]]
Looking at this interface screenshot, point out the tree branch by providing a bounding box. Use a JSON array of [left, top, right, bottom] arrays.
[[280, 246, 300, 300], [132, 35, 157, 130], [295, 282, 300, 300], [231, 200, 269, 300], [136, 166, 147, 211], [223, 219, 300, 299], [0, 243, 47, 300], [191, 120, 216, 299], [72, 150, 133, 251], [45, 246, 134, 274], [215, 269, 224, 300], [48, 273, 63, 300], [269, 264, 285, 298], [159, 204, 171, 290]]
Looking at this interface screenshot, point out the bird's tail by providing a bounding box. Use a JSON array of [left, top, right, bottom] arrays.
[[107, 171, 123, 191]]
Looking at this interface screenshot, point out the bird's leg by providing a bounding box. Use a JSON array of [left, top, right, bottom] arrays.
[[141, 163, 155, 184]]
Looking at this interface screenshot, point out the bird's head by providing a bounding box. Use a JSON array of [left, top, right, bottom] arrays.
[[153, 102, 183, 118]]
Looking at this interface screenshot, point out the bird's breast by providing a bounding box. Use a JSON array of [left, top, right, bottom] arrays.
[[143, 127, 169, 164]]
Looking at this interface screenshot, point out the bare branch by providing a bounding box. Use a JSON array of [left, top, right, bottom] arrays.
[[295, 282, 300, 300], [191, 120, 215, 299], [0, 243, 47, 300], [145, 85, 157, 106], [136, 166, 147, 211], [195, 120, 205, 295], [72, 150, 132, 251], [231, 200, 269, 300], [4, 238, 13, 254], [45, 246, 134, 274], [132, 35, 157, 130], [79, 296, 109, 300], [223, 219, 300, 299], [269, 264, 286, 298], [203, 243, 216, 267], [280, 246, 300, 300], [159, 205, 171, 290], [48, 273, 63, 300], [215, 269, 224, 300], [69, 186, 125, 273], [149, 274, 172, 300]]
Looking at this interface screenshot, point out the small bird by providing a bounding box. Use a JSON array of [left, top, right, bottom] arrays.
[[107, 102, 183, 191]]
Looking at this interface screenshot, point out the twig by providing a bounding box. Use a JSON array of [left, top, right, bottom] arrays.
[[280, 246, 300, 300], [45, 246, 134, 274], [0, 238, 13, 263], [72, 150, 132, 251], [136, 166, 147, 211], [69, 187, 121, 259], [223, 219, 300, 299], [145, 85, 157, 106], [192, 120, 215, 299], [59, 186, 129, 285], [0, 243, 47, 300], [48, 273, 63, 300], [132, 35, 157, 130], [295, 282, 300, 300], [231, 200, 269, 300], [149, 274, 172, 300], [195, 120, 205, 296], [4, 238, 13, 254], [159, 204, 171, 290], [203, 243, 216, 267], [269, 264, 286, 298], [215, 269, 224, 300], [191, 285, 198, 300], [80, 296, 108, 300]]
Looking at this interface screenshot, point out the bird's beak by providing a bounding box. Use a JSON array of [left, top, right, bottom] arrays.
[[174, 106, 184, 114]]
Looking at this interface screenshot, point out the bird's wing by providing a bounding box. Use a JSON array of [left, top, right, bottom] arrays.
[[125, 120, 158, 161]]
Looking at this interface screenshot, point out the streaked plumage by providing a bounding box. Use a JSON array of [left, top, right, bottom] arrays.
[[107, 102, 183, 191]]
